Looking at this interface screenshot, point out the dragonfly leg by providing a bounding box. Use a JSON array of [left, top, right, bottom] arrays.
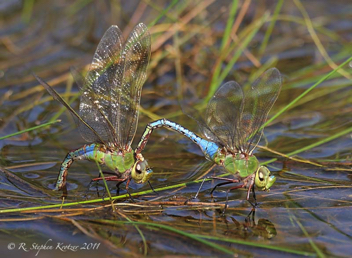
[[245, 207, 256, 227], [116, 180, 125, 196], [89, 176, 127, 197], [91, 175, 124, 182], [86, 172, 116, 196], [252, 187, 257, 204], [194, 177, 208, 199], [100, 172, 122, 191], [148, 180, 158, 195], [98, 171, 117, 176], [84, 180, 99, 198], [184, 177, 210, 205], [223, 184, 246, 214], [247, 189, 257, 207], [210, 181, 235, 197], [125, 177, 135, 203], [210, 177, 240, 197], [212, 177, 240, 182], [246, 179, 257, 207]]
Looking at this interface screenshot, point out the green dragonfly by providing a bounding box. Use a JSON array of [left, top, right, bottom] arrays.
[[34, 23, 152, 193], [136, 68, 282, 205]]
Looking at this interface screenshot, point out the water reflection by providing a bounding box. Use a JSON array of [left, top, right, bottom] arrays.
[[224, 208, 277, 240]]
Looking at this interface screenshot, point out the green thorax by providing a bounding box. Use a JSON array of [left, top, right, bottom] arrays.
[[213, 150, 259, 178], [86, 144, 135, 174]]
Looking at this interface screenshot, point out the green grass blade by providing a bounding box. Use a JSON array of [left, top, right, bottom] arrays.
[[67, 0, 93, 16], [0, 120, 61, 140], [220, 0, 238, 51], [287, 207, 326, 258], [207, 12, 270, 101], [97, 219, 235, 255], [210, 0, 238, 90], [0, 179, 218, 214], [121, 214, 148, 255], [198, 234, 316, 256], [95, 161, 113, 203], [148, 0, 179, 27], [258, 0, 283, 56], [265, 56, 352, 128], [262, 125, 352, 166], [21, 0, 35, 23]]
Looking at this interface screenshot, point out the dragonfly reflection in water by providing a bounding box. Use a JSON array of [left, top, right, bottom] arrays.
[[34, 23, 152, 194], [224, 208, 277, 239], [136, 68, 282, 207]]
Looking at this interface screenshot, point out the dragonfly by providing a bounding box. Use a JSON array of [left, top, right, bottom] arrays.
[[34, 23, 152, 193], [136, 68, 282, 206]]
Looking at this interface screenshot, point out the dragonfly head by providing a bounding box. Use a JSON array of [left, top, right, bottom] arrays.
[[131, 159, 153, 184], [254, 166, 276, 191]]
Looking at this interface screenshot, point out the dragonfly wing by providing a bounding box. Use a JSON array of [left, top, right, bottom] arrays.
[[34, 73, 107, 145], [181, 102, 220, 144], [240, 68, 282, 154], [205, 81, 244, 152], [116, 23, 151, 149], [70, 67, 111, 144], [78, 25, 124, 146]]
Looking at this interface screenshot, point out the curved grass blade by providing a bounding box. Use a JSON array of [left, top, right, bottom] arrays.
[[97, 219, 235, 255], [0, 120, 60, 140], [264, 56, 352, 128]]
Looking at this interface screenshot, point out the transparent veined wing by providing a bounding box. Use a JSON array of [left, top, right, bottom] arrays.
[[116, 23, 151, 149], [239, 68, 282, 154], [180, 101, 221, 145], [204, 81, 245, 152], [77, 25, 124, 147], [33, 73, 108, 146]]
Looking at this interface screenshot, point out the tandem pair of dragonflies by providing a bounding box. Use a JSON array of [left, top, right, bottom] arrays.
[[34, 23, 282, 207]]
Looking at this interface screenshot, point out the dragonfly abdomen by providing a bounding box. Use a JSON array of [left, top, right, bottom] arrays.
[[70, 143, 98, 160], [54, 143, 98, 190], [54, 152, 73, 190], [200, 139, 220, 161], [136, 118, 220, 161], [54, 143, 135, 190], [156, 119, 220, 160]]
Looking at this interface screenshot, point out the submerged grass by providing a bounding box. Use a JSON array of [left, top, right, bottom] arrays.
[[286, 203, 326, 258], [97, 220, 235, 255], [262, 122, 352, 166], [0, 120, 61, 140]]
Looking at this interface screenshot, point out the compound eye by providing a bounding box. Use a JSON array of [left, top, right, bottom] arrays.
[[135, 163, 142, 174], [258, 171, 264, 181]]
